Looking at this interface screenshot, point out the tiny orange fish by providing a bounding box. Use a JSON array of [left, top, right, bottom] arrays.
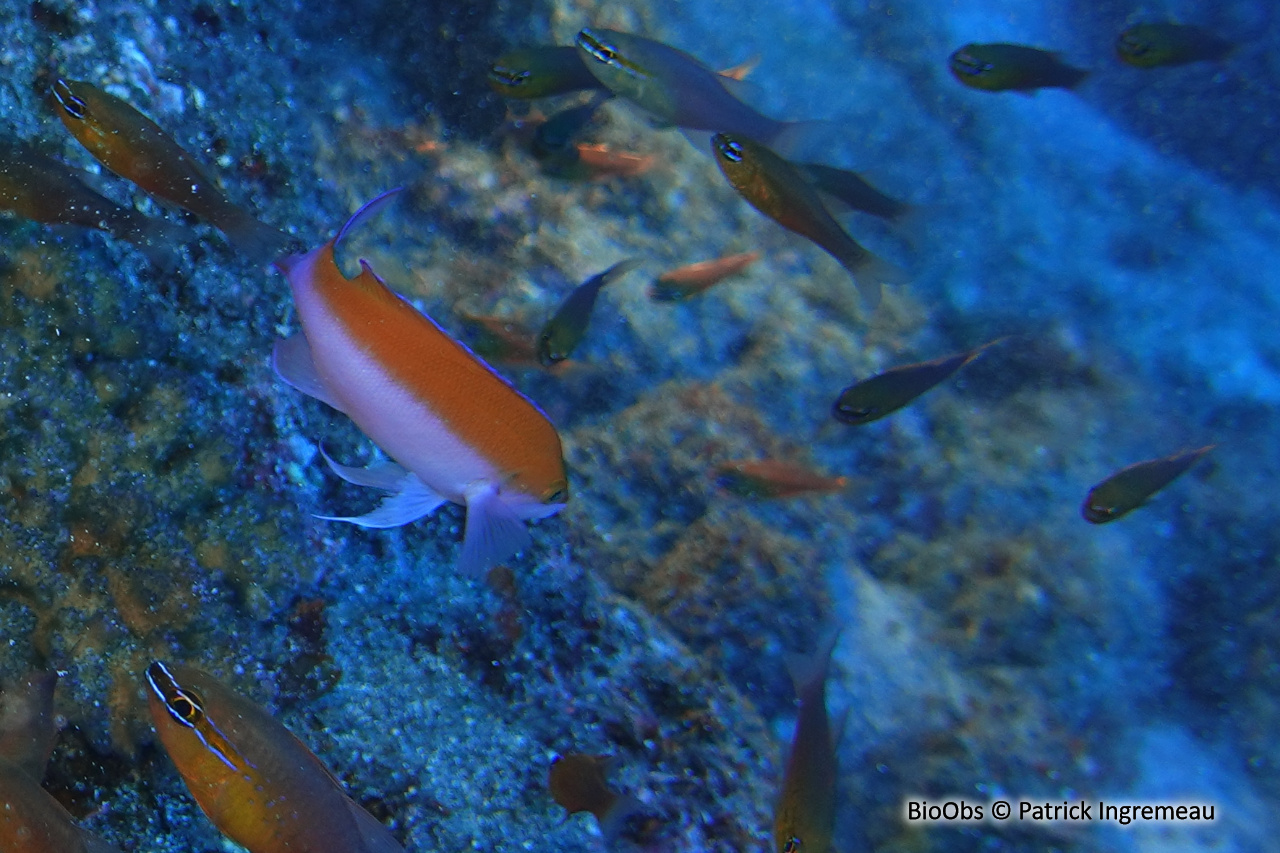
[[273, 190, 568, 574], [548, 753, 640, 843], [50, 79, 288, 263], [146, 661, 403, 853], [714, 459, 849, 499], [650, 250, 761, 301]]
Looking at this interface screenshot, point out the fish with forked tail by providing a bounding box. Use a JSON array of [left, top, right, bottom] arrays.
[[50, 78, 289, 263], [1082, 445, 1214, 523], [712, 132, 904, 309]]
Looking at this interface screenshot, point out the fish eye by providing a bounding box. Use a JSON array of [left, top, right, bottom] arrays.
[[52, 80, 88, 120], [783, 838, 802, 853], [489, 66, 530, 87], [577, 31, 618, 64], [1118, 35, 1149, 56], [950, 52, 992, 77], [1084, 501, 1116, 523], [167, 688, 205, 727], [834, 402, 877, 423], [716, 138, 744, 163]]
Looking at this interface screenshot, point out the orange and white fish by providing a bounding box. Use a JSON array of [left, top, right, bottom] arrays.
[[273, 190, 568, 574]]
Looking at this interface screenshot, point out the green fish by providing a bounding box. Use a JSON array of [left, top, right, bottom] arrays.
[[1115, 23, 1233, 69], [489, 46, 604, 99], [797, 162, 911, 223], [575, 28, 801, 150], [832, 339, 1002, 425], [1082, 445, 1214, 524], [712, 133, 902, 309], [948, 43, 1088, 93], [537, 259, 640, 366], [774, 633, 840, 853]]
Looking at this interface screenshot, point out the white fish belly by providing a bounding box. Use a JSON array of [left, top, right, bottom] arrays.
[[298, 306, 496, 505]]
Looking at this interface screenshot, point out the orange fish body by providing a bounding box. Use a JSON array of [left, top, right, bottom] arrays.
[[774, 635, 839, 853], [145, 662, 403, 853], [650, 250, 761, 301], [50, 79, 286, 262], [0, 673, 121, 853], [273, 191, 568, 574], [715, 459, 848, 499]]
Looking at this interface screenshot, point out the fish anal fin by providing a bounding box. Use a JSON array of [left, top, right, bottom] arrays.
[[595, 792, 643, 844], [459, 482, 532, 576], [318, 469, 447, 528], [272, 334, 348, 413]]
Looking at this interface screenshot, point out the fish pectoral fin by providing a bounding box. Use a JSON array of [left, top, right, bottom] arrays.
[[344, 797, 405, 853], [272, 334, 348, 413], [459, 482, 532, 576], [320, 447, 410, 491], [317, 470, 446, 529]]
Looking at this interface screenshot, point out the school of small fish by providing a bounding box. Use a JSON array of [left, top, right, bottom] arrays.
[[0, 8, 1231, 853]]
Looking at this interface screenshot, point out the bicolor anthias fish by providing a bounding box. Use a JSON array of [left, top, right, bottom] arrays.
[[273, 190, 568, 575]]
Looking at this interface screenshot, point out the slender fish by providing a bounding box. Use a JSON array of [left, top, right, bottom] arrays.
[[1115, 23, 1233, 68], [774, 634, 840, 853], [650, 250, 761, 301], [0, 140, 192, 257], [832, 339, 1003, 425], [712, 132, 903, 309], [0, 672, 122, 853], [537, 259, 640, 365], [948, 43, 1088, 93], [714, 459, 848, 499], [50, 78, 288, 263], [145, 662, 403, 853], [1082, 445, 1214, 523]]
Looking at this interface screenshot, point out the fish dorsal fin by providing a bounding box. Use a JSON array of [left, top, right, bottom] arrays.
[[334, 188, 404, 256], [0, 671, 58, 779]]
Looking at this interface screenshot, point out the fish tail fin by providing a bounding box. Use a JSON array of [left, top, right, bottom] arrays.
[[769, 118, 840, 161], [785, 630, 839, 702], [220, 208, 295, 266], [460, 483, 533, 576], [596, 793, 643, 844], [840, 249, 908, 312]]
